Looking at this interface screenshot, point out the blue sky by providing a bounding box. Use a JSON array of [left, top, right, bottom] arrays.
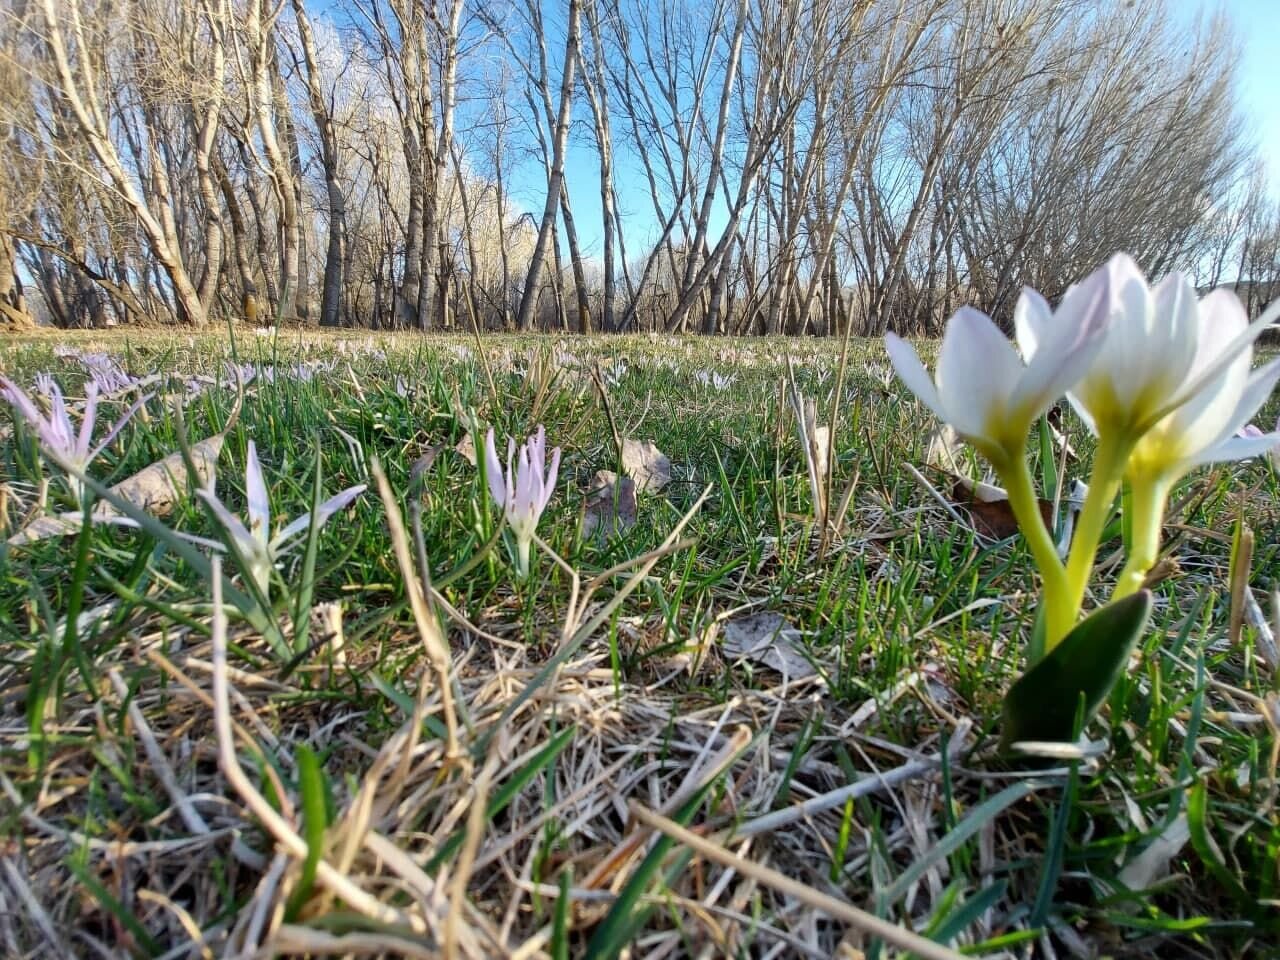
[[536, 0, 1280, 259], [1180, 0, 1280, 191]]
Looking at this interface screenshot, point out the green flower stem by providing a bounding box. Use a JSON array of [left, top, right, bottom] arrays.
[[1055, 432, 1131, 649], [996, 453, 1070, 630], [1111, 472, 1170, 601], [516, 535, 532, 580]]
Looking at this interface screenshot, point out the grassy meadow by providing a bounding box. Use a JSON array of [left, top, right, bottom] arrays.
[[0, 328, 1277, 958]]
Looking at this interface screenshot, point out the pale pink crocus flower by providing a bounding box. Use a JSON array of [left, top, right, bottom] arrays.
[[1, 375, 146, 501], [197, 440, 365, 598], [1237, 417, 1280, 470], [484, 425, 561, 577]]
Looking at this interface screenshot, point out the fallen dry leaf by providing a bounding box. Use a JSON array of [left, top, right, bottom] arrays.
[[8, 434, 225, 546], [1117, 814, 1190, 892], [948, 477, 1052, 540], [410, 443, 445, 486], [582, 470, 637, 537], [620, 438, 671, 493], [454, 434, 477, 465], [720, 611, 817, 680]]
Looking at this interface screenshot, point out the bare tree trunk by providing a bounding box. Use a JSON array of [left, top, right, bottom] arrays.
[[515, 0, 579, 332], [191, 0, 227, 317], [281, 59, 310, 323], [291, 0, 345, 326], [422, 0, 464, 330], [450, 141, 485, 332], [243, 0, 300, 323], [581, 0, 616, 331], [558, 190, 593, 332]]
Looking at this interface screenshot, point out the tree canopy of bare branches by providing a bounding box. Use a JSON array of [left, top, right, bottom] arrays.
[[0, 0, 1272, 332]]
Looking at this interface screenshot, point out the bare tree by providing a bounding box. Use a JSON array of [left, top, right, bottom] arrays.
[[513, 0, 580, 332], [1, 0, 1267, 333], [291, 0, 347, 326]]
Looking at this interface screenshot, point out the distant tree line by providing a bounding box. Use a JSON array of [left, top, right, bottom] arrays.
[[1, 0, 1276, 334]]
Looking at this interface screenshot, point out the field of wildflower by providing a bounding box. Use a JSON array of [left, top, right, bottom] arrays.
[[2, 260, 1280, 958]]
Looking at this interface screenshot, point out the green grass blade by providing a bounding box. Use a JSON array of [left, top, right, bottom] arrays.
[[877, 780, 1039, 912], [285, 745, 329, 920]]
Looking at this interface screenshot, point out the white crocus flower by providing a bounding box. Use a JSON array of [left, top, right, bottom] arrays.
[[484, 425, 561, 578], [885, 276, 1110, 468], [1106, 293, 1280, 600], [1017, 254, 1280, 447], [1124, 290, 1280, 479], [886, 271, 1110, 649], [695, 369, 734, 390], [197, 440, 365, 598], [1017, 254, 1201, 440]]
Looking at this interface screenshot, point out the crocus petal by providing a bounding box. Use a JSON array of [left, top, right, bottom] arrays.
[[75, 384, 99, 461], [530, 425, 546, 478], [197, 488, 257, 555], [515, 444, 535, 517], [539, 447, 562, 514], [0, 376, 46, 429], [506, 437, 517, 505], [936, 307, 1022, 441], [1196, 358, 1280, 456], [272, 484, 367, 550], [484, 428, 506, 508], [245, 441, 271, 550], [1153, 289, 1280, 426], [1149, 272, 1200, 382], [1100, 257, 1173, 415], [1014, 276, 1109, 421], [1187, 432, 1280, 468], [46, 383, 74, 453], [87, 394, 148, 462], [1013, 287, 1052, 361], [1165, 291, 1250, 434], [1161, 347, 1251, 456], [884, 333, 944, 421]]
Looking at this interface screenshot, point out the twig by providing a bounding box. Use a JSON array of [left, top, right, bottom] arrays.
[[1, 857, 72, 957], [589, 361, 624, 463], [735, 730, 969, 839], [583, 724, 752, 889], [903, 461, 969, 529], [628, 804, 969, 960]]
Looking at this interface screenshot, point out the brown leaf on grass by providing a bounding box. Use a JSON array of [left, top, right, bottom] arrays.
[[922, 427, 1052, 539], [410, 443, 445, 487], [582, 470, 637, 537], [8, 434, 225, 546], [948, 477, 1052, 540], [620, 438, 671, 493], [454, 434, 477, 465], [720, 611, 817, 680], [1117, 813, 1190, 893]]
